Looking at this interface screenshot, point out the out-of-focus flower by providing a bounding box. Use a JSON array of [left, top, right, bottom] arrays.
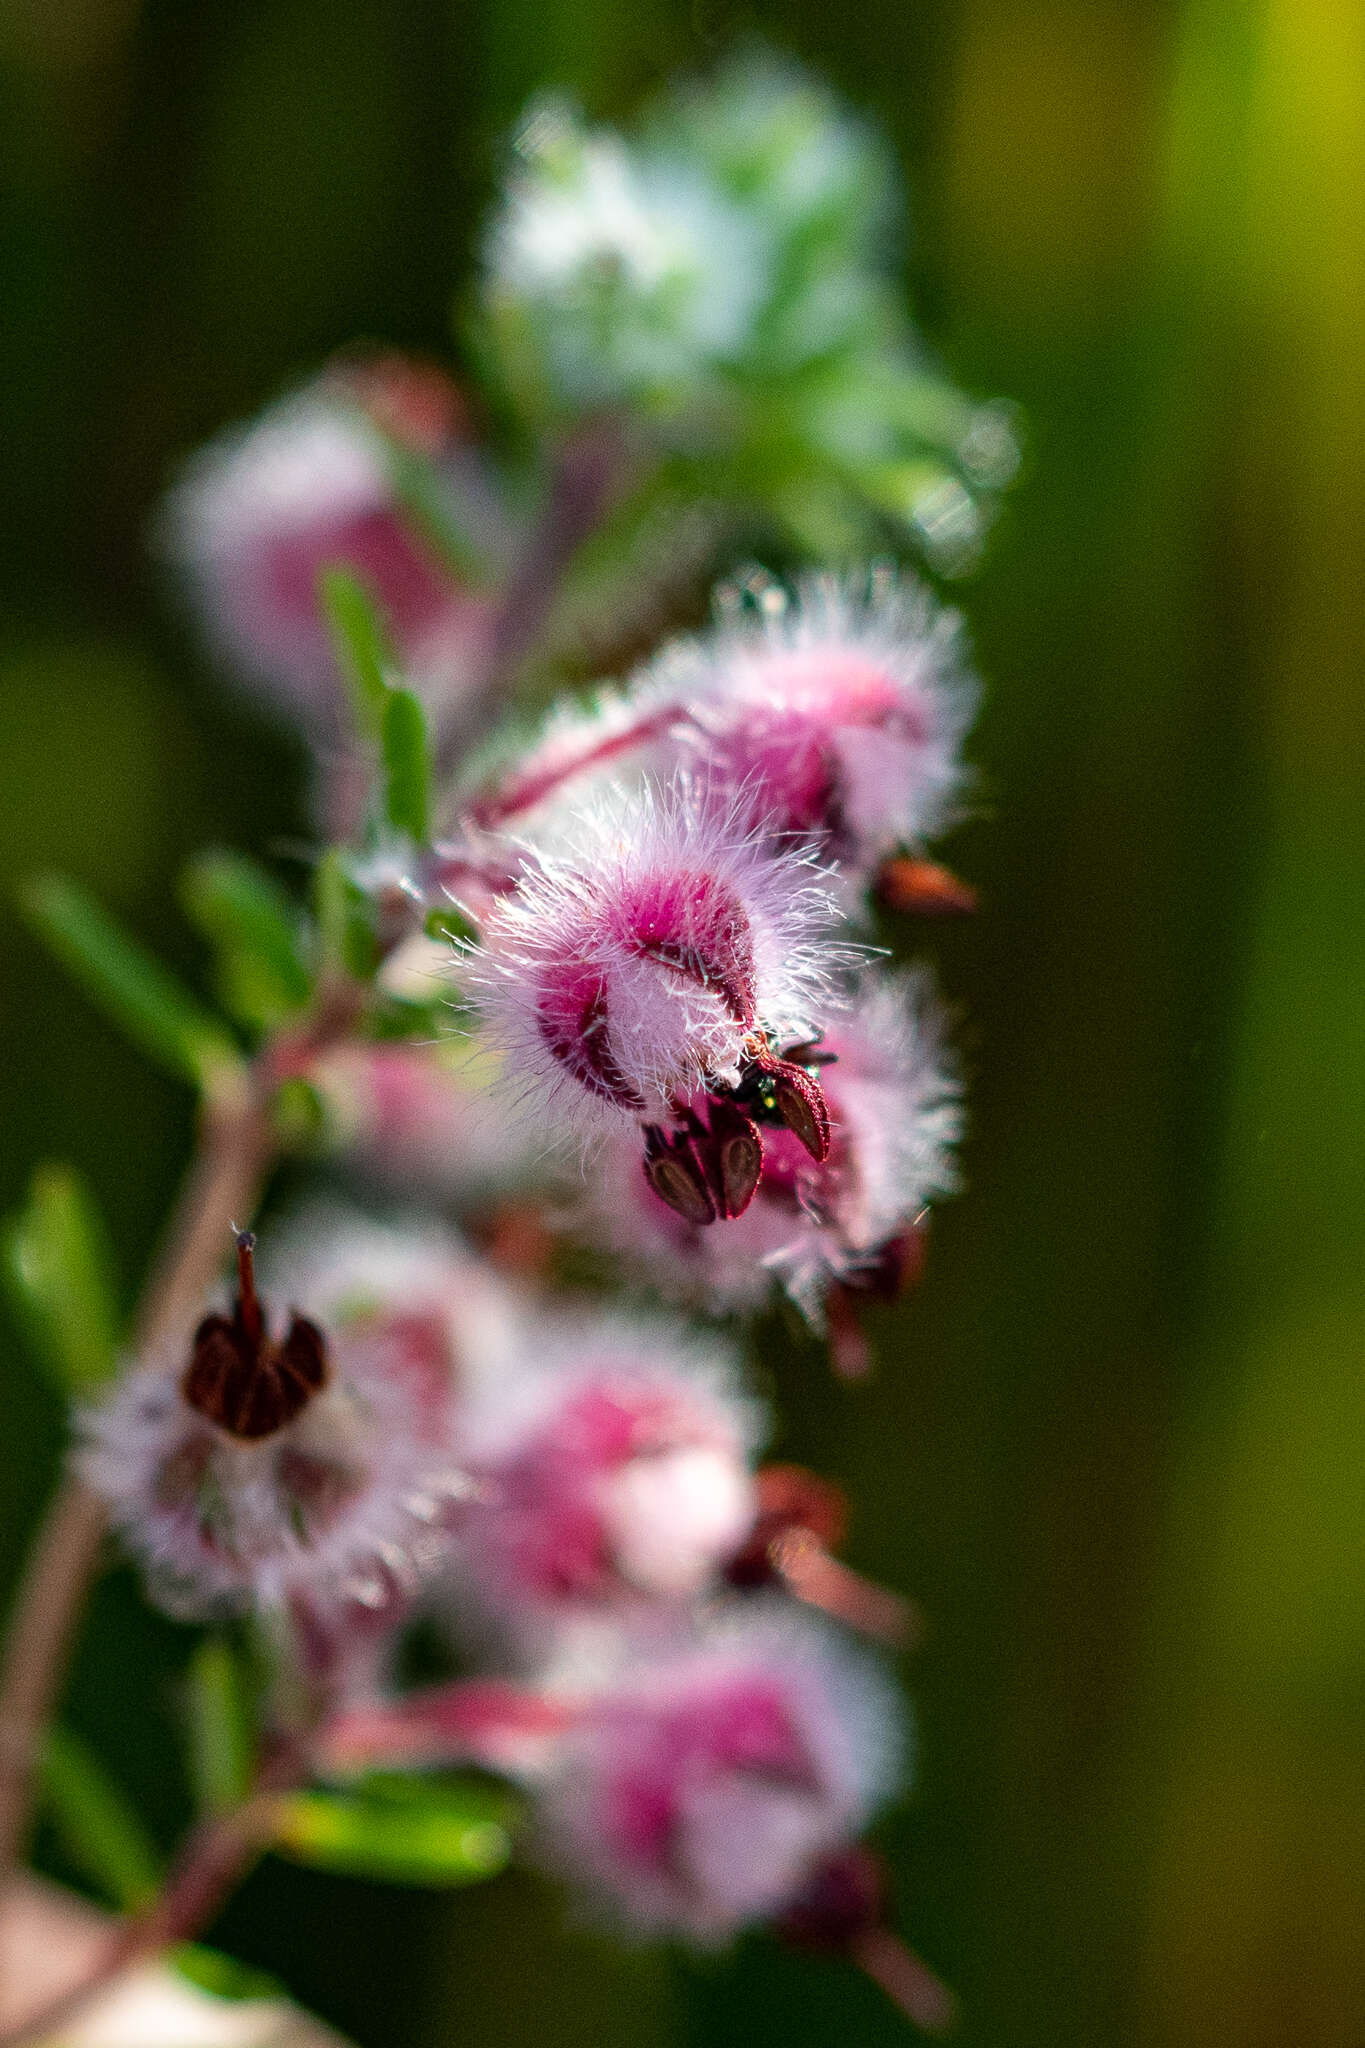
[[574, 966, 960, 1340], [159, 358, 503, 736], [463, 783, 845, 1209], [486, 101, 769, 413], [323, 1604, 901, 1945], [81, 1232, 474, 1625], [533, 1605, 902, 1941], [446, 1311, 761, 1639]]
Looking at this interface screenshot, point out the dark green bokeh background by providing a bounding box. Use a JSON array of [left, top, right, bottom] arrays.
[[4, 2, 1364, 2043]]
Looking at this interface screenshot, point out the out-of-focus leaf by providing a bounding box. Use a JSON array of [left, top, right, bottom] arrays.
[[321, 568, 391, 738], [312, 850, 380, 983], [22, 875, 239, 1089], [170, 1944, 284, 2003], [424, 905, 476, 947], [382, 687, 432, 844], [186, 1637, 254, 1818], [1, 1164, 120, 1392], [272, 1773, 515, 1888], [181, 850, 313, 1030], [39, 1727, 161, 1913]]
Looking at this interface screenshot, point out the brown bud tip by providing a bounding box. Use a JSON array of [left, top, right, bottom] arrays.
[[642, 1126, 716, 1227], [756, 1464, 849, 1551], [769, 1061, 832, 1164], [876, 857, 978, 918], [705, 1099, 765, 1219], [778, 1846, 886, 1953], [845, 1225, 929, 1305]]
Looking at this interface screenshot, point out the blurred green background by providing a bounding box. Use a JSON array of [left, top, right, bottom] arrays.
[[3, 1, 1364, 2043]]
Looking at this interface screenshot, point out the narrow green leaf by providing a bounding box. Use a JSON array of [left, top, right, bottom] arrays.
[[1, 1164, 120, 1392], [311, 850, 380, 984], [180, 850, 312, 1029], [321, 568, 391, 737], [40, 1727, 161, 1913], [186, 1638, 254, 1817], [382, 687, 432, 844], [22, 875, 239, 1088], [170, 1945, 284, 2004], [273, 1775, 514, 1888]]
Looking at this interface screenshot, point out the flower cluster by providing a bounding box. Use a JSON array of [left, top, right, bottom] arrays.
[[38, 45, 1013, 2037]]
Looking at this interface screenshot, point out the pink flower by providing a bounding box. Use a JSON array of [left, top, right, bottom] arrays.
[[573, 967, 960, 1326], [464, 783, 844, 1166], [81, 1228, 480, 1624], [447, 1312, 760, 1637], [469, 569, 975, 890], [653, 569, 976, 878], [160, 360, 498, 734], [533, 1606, 903, 1941]]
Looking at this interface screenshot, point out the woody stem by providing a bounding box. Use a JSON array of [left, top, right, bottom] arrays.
[[0, 1066, 275, 1935]]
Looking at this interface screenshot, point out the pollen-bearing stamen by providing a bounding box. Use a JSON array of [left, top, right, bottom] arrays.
[[182, 1233, 329, 1441]]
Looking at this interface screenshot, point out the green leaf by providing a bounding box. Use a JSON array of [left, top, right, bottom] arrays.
[[312, 850, 380, 983], [424, 905, 476, 947], [273, 1774, 515, 1888], [321, 567, 391, 738], [382, 687, 432, 844], [170, 1945, 284, 2004], [1, 1164, 120, 1392], [186, 1638, 254, 1818], [22, 875, 239, 1089], [181, 851, 313, 1030], [39, 1727, 161, 1913]]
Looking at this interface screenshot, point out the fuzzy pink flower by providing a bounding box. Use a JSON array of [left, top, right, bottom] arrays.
[[464, 783, 843, 1158], [160, 362, 498, 733], [446, 1313, 761, 1638], [574, 967, 960, 1327], [81, 1230, 481, 1624], [533, 1606, 903, 1941], [652, 569, 975, 877], [469, 570, 975, 890]]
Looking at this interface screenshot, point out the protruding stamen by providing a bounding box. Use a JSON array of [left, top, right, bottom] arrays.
[[768, 1060, 832, 1163], [642, 1124, 717, 1227]]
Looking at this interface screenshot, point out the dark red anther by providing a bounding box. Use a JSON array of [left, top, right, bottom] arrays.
[[182, 1232, 330, 1440], [768, 1059, 832, 1164], [642, 1124, 717, 1227], [875, 855, 978, 918], [704, 1097, 765, 1219]]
